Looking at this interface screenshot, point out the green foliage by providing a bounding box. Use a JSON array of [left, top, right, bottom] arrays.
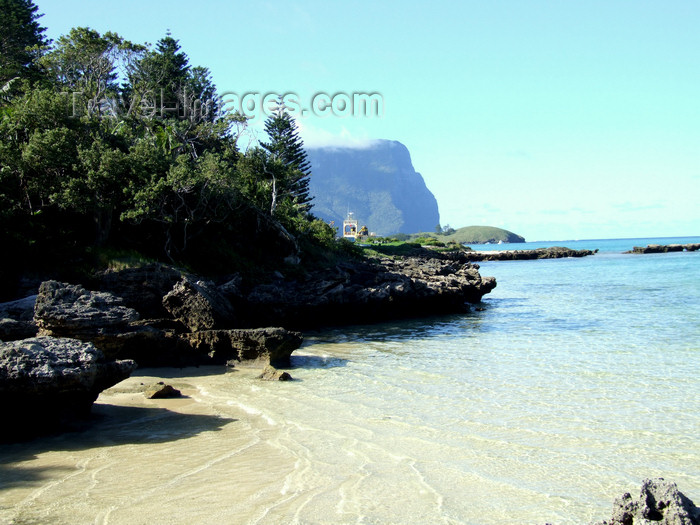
[[0, 14, 359, 286], [0, 0, 47, 95], [39, 27, 144, 116], [433, 225, 525, 244], [413, 236, 445, 247], [261, 101, 313, 215]]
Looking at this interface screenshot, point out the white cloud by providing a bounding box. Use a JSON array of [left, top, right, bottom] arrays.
[[296, 121, 381, 150]]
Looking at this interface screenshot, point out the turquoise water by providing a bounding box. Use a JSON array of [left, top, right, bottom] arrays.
[[282, 236, 700, 523], [2, 237, 698, 524], [469, 235, 700, 253]]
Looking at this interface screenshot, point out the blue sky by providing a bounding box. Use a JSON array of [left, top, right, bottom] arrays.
[[37, 0, 700, 240]]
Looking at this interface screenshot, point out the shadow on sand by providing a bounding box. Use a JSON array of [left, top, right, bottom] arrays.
[[0, 404, 235, 488]]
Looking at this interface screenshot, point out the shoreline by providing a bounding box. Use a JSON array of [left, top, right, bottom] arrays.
[[3, 359, 697, 525]]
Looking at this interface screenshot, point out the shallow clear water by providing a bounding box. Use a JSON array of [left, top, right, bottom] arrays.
[[1, 237, 699, 524]]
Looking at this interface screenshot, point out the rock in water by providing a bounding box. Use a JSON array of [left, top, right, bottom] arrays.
[[181, 327, 303, 368], [258, 365, 293, 381], [144, 382, 182, 399], [595, 478, 700, 525], [0, 337, 136, 440]]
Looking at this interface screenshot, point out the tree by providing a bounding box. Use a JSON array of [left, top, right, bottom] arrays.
[[0, 0, 48, 95], [261, 101, 312, 215], [126, 33, 218, 121], [39, 27, 144, 116]]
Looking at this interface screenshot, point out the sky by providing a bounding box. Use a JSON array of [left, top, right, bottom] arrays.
[[36, 0, 700, 241]]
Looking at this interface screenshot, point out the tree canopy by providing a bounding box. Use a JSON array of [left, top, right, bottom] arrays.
[[0, 5, 344, 296]]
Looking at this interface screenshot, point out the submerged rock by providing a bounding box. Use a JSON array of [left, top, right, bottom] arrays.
[[0, 336, 136, 440], [144, 382, 182, 399], [595, 478, 700, 525], [258, 365, 293, 381]]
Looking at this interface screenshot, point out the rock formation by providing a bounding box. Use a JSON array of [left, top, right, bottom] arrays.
[[180, 327, 303, 368], [465, 246, 597, 261], [0, 337, 136, 439], [34, 280, 140, 339], [258, 365, 293, 381], [0, 294, 38, 341], [242, 250, 496, 328], [31, 280, 303, 368], [307, 140, 440, 235], [162, 277, 236, 331], [144, 382, 182, 399], [626, 243, 700, 254], [594, 478, 700, 525]]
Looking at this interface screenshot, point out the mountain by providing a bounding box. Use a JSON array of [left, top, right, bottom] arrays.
[[306, 140, 440, 236], [435, 226, 526, 244]]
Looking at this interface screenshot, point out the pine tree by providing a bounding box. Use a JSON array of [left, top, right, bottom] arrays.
[[0, 0, 48, 93], [261, 101, 312, 213]]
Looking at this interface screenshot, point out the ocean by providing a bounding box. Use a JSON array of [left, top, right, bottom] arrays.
[[1, 236, 699, 524]]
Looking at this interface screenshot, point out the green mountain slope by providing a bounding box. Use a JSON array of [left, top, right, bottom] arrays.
[[435, 226, 525, 244]]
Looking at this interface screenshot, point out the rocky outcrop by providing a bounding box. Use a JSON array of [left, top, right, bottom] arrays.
[[465, 246, 597, 262], [95, 263, 182, 318], [243, 252, 496, 328], [35, 280, 139, 338], [180, 328, 303, 367], [19, 247, 497, 365], [594, 478, 700, 525], [626, 244, 700, 254], [162, 277, 236, 331], [31, 280, 301, 367], [258, 365, 293, 381], [0, 337, 136, 440], [144, 382, 182, 399]]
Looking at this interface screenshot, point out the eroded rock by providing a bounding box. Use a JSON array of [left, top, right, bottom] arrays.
[[595, 478, 700, 525], [0, 336, 136, 439], [162, 277, 236, 332], [144, 382, 182, 399], [34, 281, 139, 337], [258, 365, 293, 381], [180, 327, 303, 367]]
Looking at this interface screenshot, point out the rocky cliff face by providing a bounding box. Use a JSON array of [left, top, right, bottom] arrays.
[[307, 140, 440, 236]]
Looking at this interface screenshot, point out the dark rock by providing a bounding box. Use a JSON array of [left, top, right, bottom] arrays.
[[258, 365, 293, 381], [180, 327, 303, 367], [465, 246, 597, 261], [627, 243, 700, 254], [0, 318, 38, 341], [0, 336, 136, 440], [244, 251, 496, 329], [595, 478, 700, 525], [95, 263, 183, 318], [162, 277, 236, 332], [34, 281, 139, 338], [0, 295, 38, 341], [0, 294, 37, 321], [144, 382, 182, 398]]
